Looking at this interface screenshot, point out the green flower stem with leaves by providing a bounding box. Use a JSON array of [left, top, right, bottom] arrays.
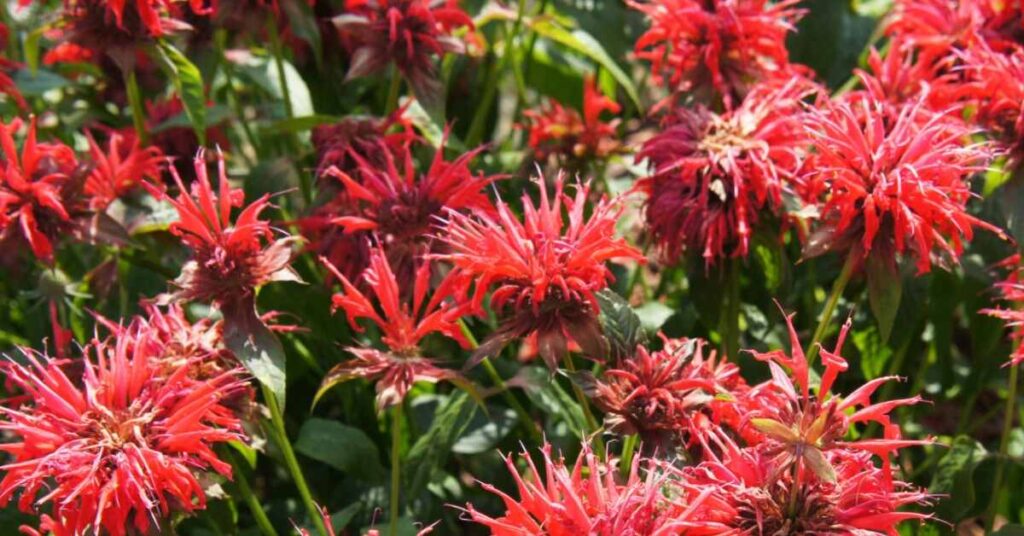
[[262, 385, 329, 536], [807, 251, 858, 365], [389, 404, 403, 536], [122, 68, 149, 146], [227, 450, 280, 536]]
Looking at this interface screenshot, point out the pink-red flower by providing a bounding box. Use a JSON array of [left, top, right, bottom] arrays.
[[588, 336, 743, 452], [462, 443, 701, 535], [439, 173, 643, 369], [961, 45, 1024, 168], [84, 129, 163, 210], [803, 92, 999, 273], [151, 149, 299, 307], [55, 0, 210, 61], [0, 24, 27, 111], [320, 243, 471, 410], [521, 76, 621, 163], [630, 0, 805, 108], [334, 0, 474, 104], [0, 118, 82, 264], [318, 134, 498, 282], [0, 334, 245, 536], [638, 80, 813, 265], [745, 311, 929, 482], [682, 434, 931, 534], [310, 111, 414, 179], [983, 255, 1024, 366]]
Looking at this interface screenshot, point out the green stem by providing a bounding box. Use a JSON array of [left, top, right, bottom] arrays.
[[561, 353, 604, 455], [620, 433, 639, 478], [389, 404, 403, 536], [384, 70, 402, 115], [215, 29, 260, 163], [122, 68, 149, 145], [806, 251, 857, 365], [722, 258, 741, 360], [262, 385, 329, 536], [987, 363, 1020, 531], [458, 320, 543, 443], [228, 450, 280, 536], [466, 0, 527, 147], [266, 16, 294, 121], [787, 460, 802, 518]]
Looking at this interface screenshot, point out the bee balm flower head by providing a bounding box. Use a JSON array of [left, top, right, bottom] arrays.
[[0, 334, 245, 536], [439, 173, 644, 370]]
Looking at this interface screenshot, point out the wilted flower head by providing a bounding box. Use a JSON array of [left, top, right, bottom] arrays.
[[320, 244, 470, 410], [334, 0, 473, 104], [319, 134, 498, 281], [804, 92, 998, 273], [0, 118, 83, 264], [521, 76, 621, 164], [638, 80, 813, 265], [746, 311, 929, 483], [630, 0, 804, 108], [462, 443, 700, 535], [983, 255, 1024, 366], [589, 337, 743, 452], [152, 149, 299, 307], [310, 111, 413, 179], [84, 129, 163, 210], [439, 173, 643, 369], [0, 334, 245, 536], [56, 0, 209, 62]]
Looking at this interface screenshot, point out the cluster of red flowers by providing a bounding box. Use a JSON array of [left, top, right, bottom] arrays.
[[5, 0, 1024, 532], [464, 312, 931, 534], [0, 306, 249, 536]]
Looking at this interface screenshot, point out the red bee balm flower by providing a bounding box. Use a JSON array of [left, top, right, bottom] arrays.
[[962, 45, 1024, 168], [589, 337, 744, 452], [320, 244, 471, 410], [57, 0, 210, 61], [84, 129, 163, 211], [630, 0, 805, 107], [804, 93, 998, 273], [683, 436, 931, 534], [334, 0, 473, 104], [983, 255, 1024, 367], [462, 443, 703, 535], [638, 80, 813, 265], [152, 150, 299, 307], [745, 312, 929, 483], [522, 76, 622, 163], [0, 336, 245, 536], [0, 24, 27, 110], [439, 174, 643, 369], [319, 134, 498, 282], [0, 118, 81, 264]]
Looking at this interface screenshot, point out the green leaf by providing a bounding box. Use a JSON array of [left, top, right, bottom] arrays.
[[930, 436, 988, 522], [12, 68, 70, 96], [404, 392, 477, 499], [993, 525, 1024, 535], [633, 302, 674, 334], [222, 299, 287, 403], [851, 325, 892, 379], [263, 114, 340, 135], [452, 406, 517, 454], [509, 367, 589, 437], [24, 29, 42, 75], [294, 418, 385, 481], [866, 253, 902, 343], [595, 289, 645, 361], [528, 18, 641, 110], [281, 0, 323, 69], [153, 41, 208, 146]]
